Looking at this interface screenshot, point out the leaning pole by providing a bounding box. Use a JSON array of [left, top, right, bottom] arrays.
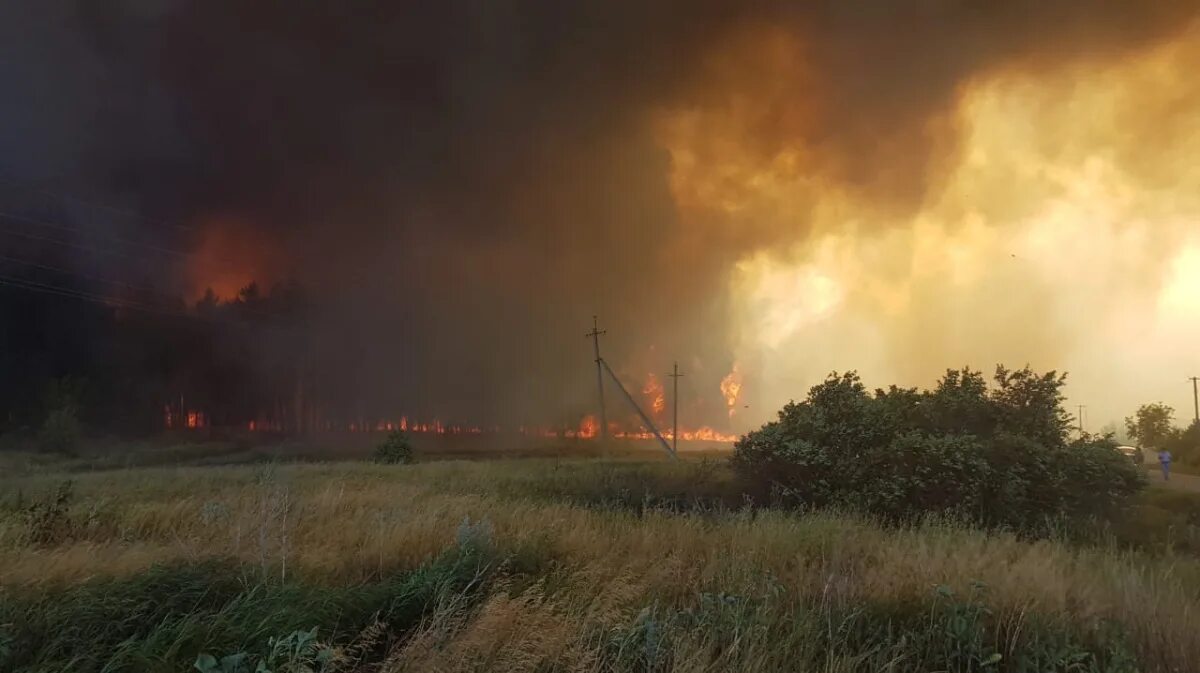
[[598, 358, 677, 460]]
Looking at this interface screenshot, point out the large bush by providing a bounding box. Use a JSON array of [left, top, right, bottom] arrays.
[[37, 408, 81, 455], [36, 377, 85, 455], [731, 367, 1143, 531], [373, 430, 414, 464], [1165, 419, 1200, 464]]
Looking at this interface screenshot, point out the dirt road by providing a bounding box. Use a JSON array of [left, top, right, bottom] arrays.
[[1144, 466, 1200, 492]]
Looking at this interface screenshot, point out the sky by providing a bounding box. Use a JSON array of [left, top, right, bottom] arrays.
[[2, 1, 1199, 433]]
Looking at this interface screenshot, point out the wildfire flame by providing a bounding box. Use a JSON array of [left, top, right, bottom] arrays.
[[720, 363, 743, 419], [643, 373, 666, 417], [231, 410, 736, 443], [164, 404, 207, 430], [578, 414, 599, 439]]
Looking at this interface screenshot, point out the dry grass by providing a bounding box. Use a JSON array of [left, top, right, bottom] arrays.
[[2, 458, 1199, 670]]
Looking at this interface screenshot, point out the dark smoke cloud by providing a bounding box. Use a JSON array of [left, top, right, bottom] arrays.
[[1, 0, 1195, 425]]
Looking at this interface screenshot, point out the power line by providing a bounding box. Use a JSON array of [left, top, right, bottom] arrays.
[[0, 204, 313, 323], [0, 209, 196, 259], [0, 178, 382, 291], [0, 272, 184, 316], [0, 179, 383, 318], [0, 204, 360, 293], [0, 272, 300, 330], [0, 254, 289, 321], [0, 213, 266, 281], [0, 252, 182, 301], [0, 174, 196, 232], [0, 229, 296, 322], [0, 186, 271, 274], [0, 223, 183, 269]]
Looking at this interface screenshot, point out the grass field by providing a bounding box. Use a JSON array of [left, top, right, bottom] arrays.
[[2, 440, 1200, 672]]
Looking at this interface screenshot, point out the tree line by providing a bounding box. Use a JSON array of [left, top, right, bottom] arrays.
[[0, 279, 314, 448], [1124, 402, 1200, 461]]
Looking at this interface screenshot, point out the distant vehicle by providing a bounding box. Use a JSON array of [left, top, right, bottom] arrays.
[[1116, 445, 1145, 465]]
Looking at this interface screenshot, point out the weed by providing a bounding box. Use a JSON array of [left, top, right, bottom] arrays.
[[455, 516, 494, 556], [195, 627, 337, 673], [20, 480, 75, 545], [0, 546, 495, 672]]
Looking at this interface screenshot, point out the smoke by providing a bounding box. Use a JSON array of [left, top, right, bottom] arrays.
[[2, 0, 1199, 429]]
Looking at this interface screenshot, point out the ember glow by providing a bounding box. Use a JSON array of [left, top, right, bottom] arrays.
[[184, 216, 282, 301], [164, 405, 207, 430]]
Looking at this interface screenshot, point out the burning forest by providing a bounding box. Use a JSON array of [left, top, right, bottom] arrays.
[[8, 4, 1200, 673], [3, 1, 1200, 442]]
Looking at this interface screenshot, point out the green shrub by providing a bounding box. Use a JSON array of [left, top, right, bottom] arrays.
[[1059, 436, 1145, 521], [732, 367, 1144, 531], [852, 433, 991, 521], [608, 583, 1138, 673], [37, 407, 81, 455], [373, 430, 414, 465], [1166, 419, 1200, 464], [194, 627, 336, 673], [0, 546, 495, 672]]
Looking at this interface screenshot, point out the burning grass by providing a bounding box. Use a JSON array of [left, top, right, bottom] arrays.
[[1, 458, 1198, 671]]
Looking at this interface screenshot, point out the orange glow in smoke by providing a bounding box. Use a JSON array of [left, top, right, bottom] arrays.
[[186, 215, 283, 301]]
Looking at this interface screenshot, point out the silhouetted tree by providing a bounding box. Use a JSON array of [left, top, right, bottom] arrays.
[[1125, 403, 1176, 449]]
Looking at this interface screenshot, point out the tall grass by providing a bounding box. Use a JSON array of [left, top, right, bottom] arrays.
[[2, 542, 495, 671], [1, 459, 1198, 670]]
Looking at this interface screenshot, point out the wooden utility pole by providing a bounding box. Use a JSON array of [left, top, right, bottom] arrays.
[[1190, 377, 1200, 424], [585, 316, 608, 439], [668, 362, 684, 453], [1077, 405, 1086, 435], [598, 358, 676, 460]]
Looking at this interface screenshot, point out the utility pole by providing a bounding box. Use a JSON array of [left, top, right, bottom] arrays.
[[1077, 405, 1086, 435], [585, 316, 608, 439], [598, 358, 676, 460], [1190, 377, 1200, 424], [668, 362, 684, 454]]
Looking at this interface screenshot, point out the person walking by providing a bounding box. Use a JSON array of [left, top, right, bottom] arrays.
[[1158, 447, 1172, 482]]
